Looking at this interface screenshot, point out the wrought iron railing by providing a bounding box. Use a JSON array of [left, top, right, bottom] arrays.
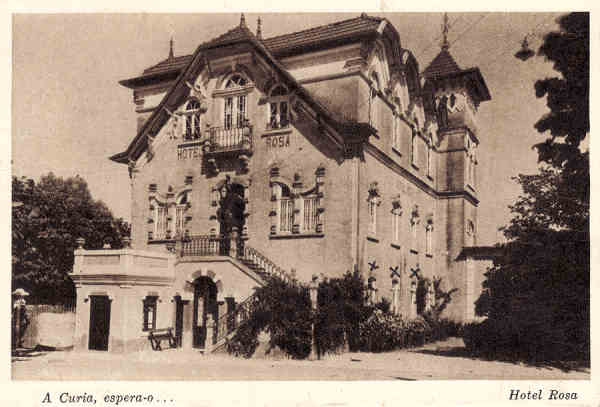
[[242, 246, 289, 280], [180, 235, 229, 257], [214, 294, 257, 345], [207, 124, 252, 154]]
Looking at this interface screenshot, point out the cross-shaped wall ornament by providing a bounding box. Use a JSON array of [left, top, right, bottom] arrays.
[[368, 260, 379, 273], [410, 264, 421, 280], [390, 266, 401, 280]]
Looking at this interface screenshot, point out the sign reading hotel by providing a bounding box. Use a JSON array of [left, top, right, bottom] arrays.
[[178, 143, 202, 160]]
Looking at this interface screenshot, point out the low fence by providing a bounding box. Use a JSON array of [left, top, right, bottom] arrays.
[[19, 303, 76, 349]]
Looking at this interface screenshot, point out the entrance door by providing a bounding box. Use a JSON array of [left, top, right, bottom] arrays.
[[217, 182, 246, 256], [88, 296, 111, 351], [192, 278, 217, 349], [174, 297, 184, 348]]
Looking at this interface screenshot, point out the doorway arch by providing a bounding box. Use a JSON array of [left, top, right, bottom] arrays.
[[191, 276, 218, 349]]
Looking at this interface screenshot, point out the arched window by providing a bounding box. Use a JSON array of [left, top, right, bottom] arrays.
[[184, 100, 201, 140], [467, 220, 476, 246], [223, 74, 249, 130], [225, 74, 248, 88], [427, 137, 434, 179], [268, 85, 290, 130], [367, 183, 381, 235], [175, 192, 189, 238], [391, 197, 402, 243], [411, 130, 418, 167], [426, 221, 434, 256]]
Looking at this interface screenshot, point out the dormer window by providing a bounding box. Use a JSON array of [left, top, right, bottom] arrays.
[[184, 100, 202, 141], [267, 85, 290, 130], [223, 74, 249, 130]]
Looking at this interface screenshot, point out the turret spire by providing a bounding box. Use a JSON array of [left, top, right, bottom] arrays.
[[441, 12, 450, 51], [256, 16, 262, 40], [240, 13, 247, 28], [169, 36, 174, 59]]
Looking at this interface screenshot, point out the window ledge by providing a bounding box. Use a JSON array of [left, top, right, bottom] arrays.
[[178, 141, 204, 148], [262, 127, 292, 137], [270, 233, 324, 240], [426, 253, 433, 258], [148, 239, 176, 245], [391, 242, 401, 250], [410, 248, 418, 254], [367, 235, 379, 243]]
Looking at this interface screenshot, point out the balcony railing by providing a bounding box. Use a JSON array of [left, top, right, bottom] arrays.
[[180, 234, 245, 258], [181, 235, 228, 257], [207, 124, 252, 154]]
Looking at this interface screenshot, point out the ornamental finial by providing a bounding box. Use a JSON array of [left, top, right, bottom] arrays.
[[169, 36, 174, 59], [441, 12, 450, 51], [240, 13, 247, 28], [256, 16, 262, 40]]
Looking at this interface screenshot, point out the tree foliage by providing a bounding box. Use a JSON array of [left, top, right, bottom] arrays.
[[469, 13, 590, 361], [12, 173, 130, 304]]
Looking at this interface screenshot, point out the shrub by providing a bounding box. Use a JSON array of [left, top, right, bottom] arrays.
[[226, 275, 312, 359], [315, 270, 372, 354]]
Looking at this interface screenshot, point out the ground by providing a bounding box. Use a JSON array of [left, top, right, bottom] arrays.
[[11, 338, 589, 381]]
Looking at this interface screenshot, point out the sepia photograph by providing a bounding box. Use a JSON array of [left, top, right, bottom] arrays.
[[10, 9, 590, 386]]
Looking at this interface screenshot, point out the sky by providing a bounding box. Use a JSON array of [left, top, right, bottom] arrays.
[[11, 11, 566, 246]]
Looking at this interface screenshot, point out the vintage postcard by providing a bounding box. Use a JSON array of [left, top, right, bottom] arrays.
[[5, 1, 595, 406]]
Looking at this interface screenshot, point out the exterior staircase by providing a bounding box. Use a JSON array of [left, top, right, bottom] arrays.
[[178, 235, 292, 353]]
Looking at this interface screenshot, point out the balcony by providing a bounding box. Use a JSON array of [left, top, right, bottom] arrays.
[[206, 123, 253, 155]]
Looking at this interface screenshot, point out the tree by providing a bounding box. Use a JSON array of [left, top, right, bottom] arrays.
[[12, 173, 130, 304], [469, 13, 590, 361]]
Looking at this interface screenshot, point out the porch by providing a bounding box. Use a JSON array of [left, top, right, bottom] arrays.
[[70, 234, 291, 354]]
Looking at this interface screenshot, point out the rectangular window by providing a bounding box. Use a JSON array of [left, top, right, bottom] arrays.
[[411, 134, 418, 167], [392, 117, 400, 151], [303, 197, 318, 232], [175, 205, 185, 237], [280, 199, 294, 232], [393, 211, 400, 242], [369, 199, 377, 234], [155, 206, 167, 240], [426, 226, 433, 256], [279, 101, 289, 128], [268, 101, 289, 130], [143, 296, 158, 331], [224, 97, 233, 130], [236, 95, 246, 127], [427, 146, 433, 178]]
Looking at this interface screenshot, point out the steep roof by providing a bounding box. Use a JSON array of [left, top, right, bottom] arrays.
[[112, 16, 376, 164], [422, 47, 491, 103], [422, 48, 461, 79], [143, 55, 193, 76], [120, 14, 389, 89], [263, 14, 383, 56]]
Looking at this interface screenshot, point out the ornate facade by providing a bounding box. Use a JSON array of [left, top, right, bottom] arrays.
[[71, 13, 492, 353]]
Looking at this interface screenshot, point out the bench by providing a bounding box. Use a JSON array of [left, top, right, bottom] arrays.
[[148, 328, 176, 351]]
